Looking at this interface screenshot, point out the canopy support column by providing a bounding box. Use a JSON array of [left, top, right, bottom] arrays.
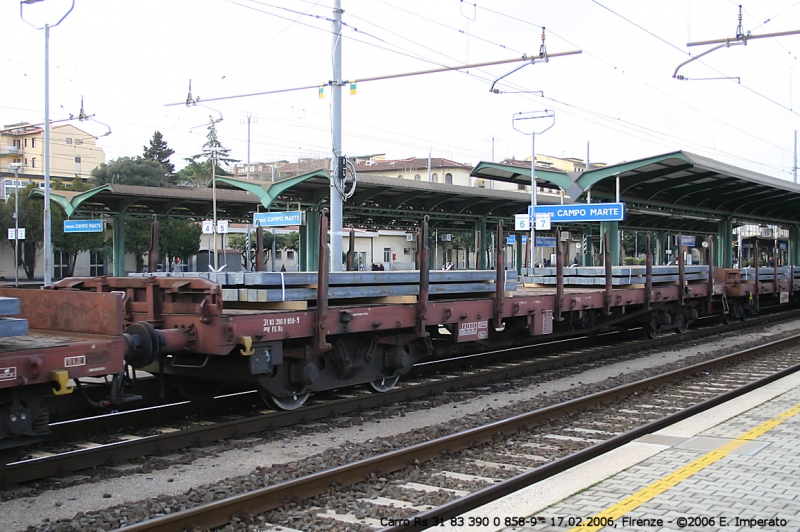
[[112, 216, 125, 277], [600, 221, 619, 266], [476, 219, 487, 270], [790, 225, 800, 267], [301, 210, 320, 272], [717, 218, 733, 268]]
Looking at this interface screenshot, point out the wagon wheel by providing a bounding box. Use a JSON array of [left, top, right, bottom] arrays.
[[366, 375, 400, 393], [643, 323, 661, 340], [258, 389, 310, 410], [176, 376, 224, 402], [675, 319, 689, 334]]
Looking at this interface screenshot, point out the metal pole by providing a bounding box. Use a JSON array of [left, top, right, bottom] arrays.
[[10, 166, 22, 288], [271, 165, 276, 272], [246, 114, 251, 180], [794, 130, 797, 184], [43, 23, 51, 286], [531, 133, 537, 269], [20, 1, 75, 285], [212, 151, 218, 271], [329, 0, 344, 271]]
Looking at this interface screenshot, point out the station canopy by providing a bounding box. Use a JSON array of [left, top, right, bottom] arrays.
[[471, 150, 800, 233], [31, 150, 800, 236]]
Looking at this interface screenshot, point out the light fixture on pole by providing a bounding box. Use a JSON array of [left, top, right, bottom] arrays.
[[512, 110, 555, 269], [7, 163, 27, 288], [20, 0, 75, 287]]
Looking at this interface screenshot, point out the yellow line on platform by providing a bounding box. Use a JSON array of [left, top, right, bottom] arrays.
[[566, 402, 800, 532]]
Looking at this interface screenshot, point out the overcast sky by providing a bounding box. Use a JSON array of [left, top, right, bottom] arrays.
[[3, 0, 799, 181]]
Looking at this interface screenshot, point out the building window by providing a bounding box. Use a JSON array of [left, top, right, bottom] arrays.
[[445, 173, 453, 184], [13, 139, 21, 149], [24, 139, 28, 148], [518, 183, 527, 191], [54, 250, 69, 279], [75, 138, 83, 145], [75, 156, 82, 163], [275, 250, 282, 259], [66, 138, 73, 145], [31, 158, 36, 168], [287, 250, 295, 259], [383, 248, 391, 262], [414, 174, 421, 180], [90, 250, 104, 276], [431, 173, 438, 183], [31, 138, 36, 148], [24, 158, 28, 166]]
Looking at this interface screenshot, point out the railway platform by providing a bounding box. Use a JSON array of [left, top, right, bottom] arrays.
[[443, 370, 800, 531]]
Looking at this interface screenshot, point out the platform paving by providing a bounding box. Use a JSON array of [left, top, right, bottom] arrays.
[[439, 371, 800, 532]]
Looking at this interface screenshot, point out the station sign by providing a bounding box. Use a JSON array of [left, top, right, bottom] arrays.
[[64, 220, 103, 233], [528, 203, 626, 223], [507, 235, 516, 244], [217, 220, 229, 234], [535, 236, 557, 247], [253, 211, 304, 227], [677, 236, 695, 247], [202, 220, 214, 234], [514, 213, 530, 231]]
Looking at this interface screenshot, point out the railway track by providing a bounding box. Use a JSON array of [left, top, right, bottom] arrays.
[[106, 332, 800, 532], [2, 308, 798, 489]]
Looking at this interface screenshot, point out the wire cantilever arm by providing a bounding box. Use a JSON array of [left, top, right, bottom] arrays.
[[673, 40, 745, 79]]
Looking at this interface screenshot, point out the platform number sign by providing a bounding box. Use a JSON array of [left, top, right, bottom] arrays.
[[515, 214, 530, 231], [217, 220, 229, 234], [202, 220, 214, 234], [535, 213, 551, 230]]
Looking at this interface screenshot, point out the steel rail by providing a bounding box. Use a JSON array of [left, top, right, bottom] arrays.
[[118, 334, 800, 531], [3, 307, 798, 487]]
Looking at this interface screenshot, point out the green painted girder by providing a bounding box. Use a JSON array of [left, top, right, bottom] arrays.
[[30, 185, 112, 217], [476, 199, 515, 217], [659, 175, 739, 204], [576, 151, 691, 192], [701, 183, 764, 207], [761, 198, 800, 218], [214, 170, 329, 209], [351, 187, 388, 206], [312, 187, 329, 207], [619, 164, 694, 194], [725, 189, 788, 212], [454, 197, 487, 213], [471, 161, 573, 191], [642, 172, 722, 201], [392, 190, 429, 208]]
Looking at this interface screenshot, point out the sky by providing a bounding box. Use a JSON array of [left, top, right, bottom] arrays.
[[2, 0, 799, 182]]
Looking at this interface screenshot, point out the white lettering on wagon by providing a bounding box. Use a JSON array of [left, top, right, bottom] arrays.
[[460, 321, 489, 339], [0, 367, 17, 381], [64, 356, 86, 367], [262, 316, 301, 334]]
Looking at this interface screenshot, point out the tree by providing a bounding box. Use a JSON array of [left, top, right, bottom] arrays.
[[229, 231, 279, 270], [0, 184, 44, 279], [186, 117, 238, 186], [91, 156, 171, 188], [160, 220, 201, 270], [175, 159, 212, 187], [121, 220, 156, 274], [142, 131, 176, 177], [451, 230, 476, 269]]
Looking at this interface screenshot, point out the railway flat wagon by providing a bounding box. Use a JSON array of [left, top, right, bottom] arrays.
[[0, 216, 796, 452]]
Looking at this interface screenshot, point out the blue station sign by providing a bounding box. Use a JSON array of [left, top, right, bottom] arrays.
[[535, 236, 557, 247], [64, 220, 103, 233], [528, 203, 626, 223], [253, 211, 304, 227]]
